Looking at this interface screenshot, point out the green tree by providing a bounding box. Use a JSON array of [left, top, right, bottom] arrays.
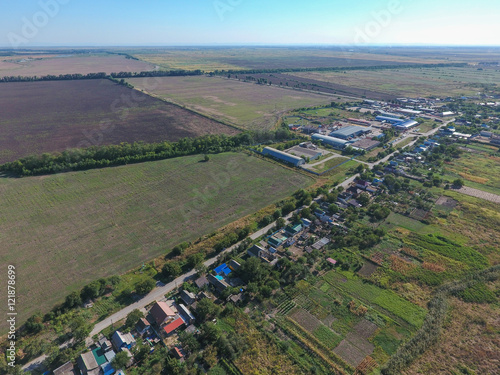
[[162, 262, 182, 279], [452, 178, 464, 188], [275, 217, 286, 229], [135, 279, 155, 295], [81, 280, 102, 300], [239, 257, 267, 283], [111, 350, 130, 370], [65, 291, 82, 309], [196, 298, 221, 322], [125, 309, 144, 329]]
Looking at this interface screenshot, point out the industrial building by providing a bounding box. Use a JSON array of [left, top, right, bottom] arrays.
[[311, 134, 349, 149], [329, 125, 371, 139], [287, 145, 322, 161], [376, 115, 405, 124], [262, 147, 305, 166], [394, 120, 419, 131]]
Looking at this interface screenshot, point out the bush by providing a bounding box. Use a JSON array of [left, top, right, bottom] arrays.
[[135, 279, 155, 295]]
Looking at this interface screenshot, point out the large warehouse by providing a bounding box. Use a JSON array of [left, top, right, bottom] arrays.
[[329, 125, 371, 140], [311, 134, 349, 149], [394, 120, 419, 131], [262, 147, 305, 166]]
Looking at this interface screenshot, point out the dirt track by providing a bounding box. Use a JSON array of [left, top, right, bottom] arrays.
[[451, 186, 500, 204]]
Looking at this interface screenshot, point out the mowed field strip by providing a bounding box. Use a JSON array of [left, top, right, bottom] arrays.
[[0, 79, 238, 163], [0, 152, 313, 330], [0, 54, 154, 77], [127, 76, 333, 130]]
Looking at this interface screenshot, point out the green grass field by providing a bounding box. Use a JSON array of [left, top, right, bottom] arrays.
[[127, 76, 332, 130], [307, 156, 347, 173], [0, 152, 313, 331], [323, 271, 427, 327], [444, 150, 500, 195]]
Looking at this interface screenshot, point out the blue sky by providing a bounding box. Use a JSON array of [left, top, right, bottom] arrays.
[[1, 0, 499, 47]]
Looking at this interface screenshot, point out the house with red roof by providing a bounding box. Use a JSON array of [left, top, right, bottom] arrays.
[[163, 316, 185, 336]]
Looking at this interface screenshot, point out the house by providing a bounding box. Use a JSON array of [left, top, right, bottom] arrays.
[[228, 259, 241, 271], [284, 223, 302, 237], [194, 275, 209, 289], [112, 331, 136, 351], [77, 352, 100, 375], [214, 263, 232, 276], [247, 244, 265, 258], [180, 290, 196, 306], [149, 301, 176, 326], [136, 318, 151, 335], [268, 236, 286, 248], [347, 199, 362, 208], [163, 316, 185, 336], [98, 337, 113, 353], [338, 191, 353, 204], [53, 361, 75, 375], [355, 179, 370, 190], [207, 274, 230, 292], [301, 218, 312, 227], [101, 362, 116, 375], [228, 293, 244, 304], [178, 304, 196, 324], [172, 346, 186, 359]]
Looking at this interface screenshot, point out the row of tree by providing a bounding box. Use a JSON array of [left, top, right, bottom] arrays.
[[1, 128, 293, 176], [211, 63, 467, 76], [0, 69, 203, 83]]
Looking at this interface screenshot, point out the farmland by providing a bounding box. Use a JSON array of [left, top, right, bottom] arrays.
[[0, 152, 313, 330], [0, 79, 238, 163], [273, 273, 423, 372], [444, 148, 500, 195], [0, 54, 154, 77], [128, 76, 334, 130], [288, 66, 500, 97], [128, 47, 449, 71]]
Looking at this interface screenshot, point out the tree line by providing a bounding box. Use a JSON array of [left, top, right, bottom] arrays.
[[210, 63, 467, 76], [0, 69, 203, 83], [1, 129, 293, 176]]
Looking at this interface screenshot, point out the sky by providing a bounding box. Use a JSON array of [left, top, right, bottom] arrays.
[[1, 0, 499, 47]]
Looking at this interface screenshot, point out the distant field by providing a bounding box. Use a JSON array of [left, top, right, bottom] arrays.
[[128, 76, 333, 130], [289, 66, 500, 97], [129, 47, 444, 71], [0, 79, 237, 163], [0, 54, 154, 77], [0, 152, 313, 331]]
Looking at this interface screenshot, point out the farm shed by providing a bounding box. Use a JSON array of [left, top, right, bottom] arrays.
[[312, 237, 330, 250], [178, 303, 196, 324], [262, 147, 305, 167], [311, 134, 349, 149], [329, 125, 371, 140]]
